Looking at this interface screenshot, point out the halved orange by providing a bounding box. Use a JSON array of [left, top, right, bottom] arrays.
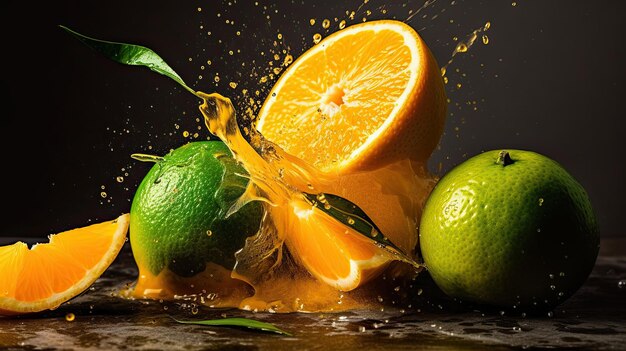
[[0, 214, 129, 315], [255, 20, 447, 291], [256, 20, 446, 174]]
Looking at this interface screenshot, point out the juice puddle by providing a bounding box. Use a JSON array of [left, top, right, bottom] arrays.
[[124, 91, 437, 313]]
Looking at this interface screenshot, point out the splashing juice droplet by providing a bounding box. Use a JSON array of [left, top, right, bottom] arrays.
[[322, 19, 331, 29], [65, 313, 75, 322], [313, 33, 322, 44], [339, 20, 346, 29], [482, 34, 489, 45], [283, 54, 294, 66]]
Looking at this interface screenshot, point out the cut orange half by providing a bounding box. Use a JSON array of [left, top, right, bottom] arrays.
[[256, 19, 446, 175], [254, 20, 446, 291], [0, 214, 129, 316]]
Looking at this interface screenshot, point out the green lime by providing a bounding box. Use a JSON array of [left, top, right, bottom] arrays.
[[419, 149, 599, 310], [129, 141, 263, 278]]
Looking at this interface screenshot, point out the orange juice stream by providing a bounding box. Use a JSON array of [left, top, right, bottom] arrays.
[[130, 89, 437, 312], [192, 92, 434, 312]]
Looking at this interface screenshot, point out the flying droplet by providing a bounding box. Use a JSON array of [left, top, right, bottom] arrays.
[[322, 19, 331, 29], [65, 313, 75, 322], [100, 192, 107, 198], [283, 54, 293, 66], [455, 43, 468, 53], [116, 176, 124, 183], [482, 34, 489, 44], [313, 33, 322, 44], [339, 20, 346, 29], [309, 18, 316, 26]]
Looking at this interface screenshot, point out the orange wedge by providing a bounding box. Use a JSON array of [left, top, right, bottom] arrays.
[[0, 214, 129, 316], [256, 19, 446, 174], [281, 199, 393, 291], [255, 20, 446, 292]]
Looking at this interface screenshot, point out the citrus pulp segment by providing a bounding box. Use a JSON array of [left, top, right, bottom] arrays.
[[0, 214, 129, 315]]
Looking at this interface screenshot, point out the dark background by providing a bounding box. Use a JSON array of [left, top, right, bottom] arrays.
[[1, 0, 624, 239]]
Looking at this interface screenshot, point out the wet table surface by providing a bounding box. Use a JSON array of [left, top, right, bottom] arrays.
[[1, 238, 625, 351]]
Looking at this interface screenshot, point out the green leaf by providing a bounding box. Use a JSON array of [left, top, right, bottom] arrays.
[[173, 317, 292, 336], [302, 192, 422, 269], [59, 25, 196, 96]]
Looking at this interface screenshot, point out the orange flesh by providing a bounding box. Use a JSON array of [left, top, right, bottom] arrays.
[[0, 215, 128, 315], [1, 221, 114, 302], [257, 28, 414, 172]]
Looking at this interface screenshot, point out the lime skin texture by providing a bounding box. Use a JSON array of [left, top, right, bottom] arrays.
[[419, 149, 599, 310], [130, 141, 263, 278]]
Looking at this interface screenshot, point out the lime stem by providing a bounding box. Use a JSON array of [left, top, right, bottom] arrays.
[[496, 151, 514, 166]]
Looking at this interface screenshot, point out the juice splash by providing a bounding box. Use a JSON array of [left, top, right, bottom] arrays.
[[129, 19, 446, 313], [192, 91, 433, 312]]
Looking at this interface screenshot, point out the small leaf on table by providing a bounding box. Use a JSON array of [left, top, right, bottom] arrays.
[[174, 317, 292, 336]]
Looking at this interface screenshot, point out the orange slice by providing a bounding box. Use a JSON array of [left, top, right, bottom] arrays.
[[255, 20, 446, 291], [0, 214, 129, 315], [256, 19, 446, 174], [282, 199, 392, 291]]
